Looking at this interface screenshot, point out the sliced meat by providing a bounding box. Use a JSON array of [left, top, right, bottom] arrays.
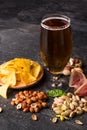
[[69, 68, 87, 96], [75, 81, 87, 96], [69, 69, 86, 89]]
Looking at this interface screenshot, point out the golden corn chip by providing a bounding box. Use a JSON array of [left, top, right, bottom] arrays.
[[30, 62, 41, 78], [0, 85, 8, 98], [2, 70, 16, 87], [20, 72, 36, 85], [0, 58, 42, 98]]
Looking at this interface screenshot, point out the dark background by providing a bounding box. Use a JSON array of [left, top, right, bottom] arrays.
[[0, 0, 87, 61], [0, 0, 87, 130], [0, 0, 87, 24]]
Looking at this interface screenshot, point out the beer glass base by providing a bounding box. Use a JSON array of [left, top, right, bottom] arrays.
[[46, 67, 65, 88], [50, 71, 63, 75], [50, 73, 64, 88]]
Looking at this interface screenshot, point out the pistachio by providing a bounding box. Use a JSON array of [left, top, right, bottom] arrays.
[[63, 101, 67, 105], [69, 103, 75, 110], [81, 98, 87, 103], [52, 117, 58, 123], [83, 102, 87, 106], [54, 109, 62, 114], [53, 101, 62, 106], [60, 95, 69, 100], [75, 95, 80, 101], [76, 106, 82, 111], [61, 104, 68, 111], [76, 110, 83, 115], [79, 103, 84, 107], [75, 120, 83, 125], [67, 92, 73, 98], [53, 107, 60, 111], [61, 110, 71, 116], [56, 98, 64, 103], [52, 103, 57, 108], [72, 95, 77, 101], [72, 101, 78, 107], [52, 92, 87, 121], [82, 107, 87, 112], [69, 111, 75, 118]]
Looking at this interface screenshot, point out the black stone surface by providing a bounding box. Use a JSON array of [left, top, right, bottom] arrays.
[[0, 0, 87, 130]]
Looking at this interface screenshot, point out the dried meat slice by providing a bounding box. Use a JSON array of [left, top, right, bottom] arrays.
[[74, 81, 87, 96], [69, 68, 87, 96], [69, 69, 86, 89]]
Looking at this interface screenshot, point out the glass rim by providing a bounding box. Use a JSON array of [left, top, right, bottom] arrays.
[[41, 14, 71, 31]]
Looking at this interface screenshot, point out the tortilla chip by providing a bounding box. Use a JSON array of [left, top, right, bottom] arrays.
[[0, 58, 42, 98], [30, 61, 41, 78], [0, 85, 8, 98]]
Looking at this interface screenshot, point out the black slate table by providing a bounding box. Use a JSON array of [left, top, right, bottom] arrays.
[[0, 0, 87, 130]]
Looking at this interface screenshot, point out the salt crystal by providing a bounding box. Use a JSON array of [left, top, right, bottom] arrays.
[[58, 82, 62, 87], [51, 83, 56, 87]]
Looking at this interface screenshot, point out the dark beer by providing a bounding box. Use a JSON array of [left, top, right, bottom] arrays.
[[40, 15, 73, 74]]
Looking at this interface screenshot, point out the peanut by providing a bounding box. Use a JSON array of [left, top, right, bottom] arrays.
[[11, 90, 48, 113]]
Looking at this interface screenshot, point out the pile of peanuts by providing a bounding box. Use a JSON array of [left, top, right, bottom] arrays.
[[62, 58, 82, 75], [11, 90, 48, 113], [52, 92, 87, 120]]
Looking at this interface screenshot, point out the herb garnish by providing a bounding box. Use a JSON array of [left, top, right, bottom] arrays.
[[46, 89, 66, 97]]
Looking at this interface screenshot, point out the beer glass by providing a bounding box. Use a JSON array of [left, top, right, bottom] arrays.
[[40, 14, 73, 76]]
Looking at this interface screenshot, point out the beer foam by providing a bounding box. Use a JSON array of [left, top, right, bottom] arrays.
[[41, 16, 70, 31]]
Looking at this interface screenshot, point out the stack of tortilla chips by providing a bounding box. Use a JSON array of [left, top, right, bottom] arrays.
[[0, 58, 42, 98]]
